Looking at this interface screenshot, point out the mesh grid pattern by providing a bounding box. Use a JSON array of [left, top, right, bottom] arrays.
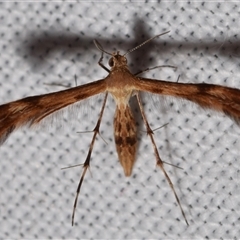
[[0, 2, 240, 239]]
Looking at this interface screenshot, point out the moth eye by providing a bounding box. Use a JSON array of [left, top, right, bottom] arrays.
[[108, 58, 114, 67]]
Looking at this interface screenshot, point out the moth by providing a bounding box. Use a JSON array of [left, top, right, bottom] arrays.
[[1, 31, 240, 226]]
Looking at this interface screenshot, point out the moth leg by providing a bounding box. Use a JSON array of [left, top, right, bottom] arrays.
[[136, 93, 189, 226], [134, 65, 177, 76], [72, 92, 108, 226], [94, 40, 110, 73]]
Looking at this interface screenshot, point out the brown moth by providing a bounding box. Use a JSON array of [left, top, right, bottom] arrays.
[[1, 31, 240, 226]]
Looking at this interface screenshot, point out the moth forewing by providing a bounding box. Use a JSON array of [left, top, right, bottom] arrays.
[[135, 77, 240, 124], [0, 79, 107, 145]]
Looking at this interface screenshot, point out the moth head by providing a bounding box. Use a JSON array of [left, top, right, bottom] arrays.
[[109, 52, 128, 68]]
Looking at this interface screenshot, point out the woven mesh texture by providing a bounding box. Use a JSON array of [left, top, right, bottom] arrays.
[[0, 2, 240, 239]]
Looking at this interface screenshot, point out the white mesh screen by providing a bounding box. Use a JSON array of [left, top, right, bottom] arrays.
[[0, 2, 239, 239]]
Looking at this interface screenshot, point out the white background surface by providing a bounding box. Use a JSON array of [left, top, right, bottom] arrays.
[[0, 1, 240, 239]]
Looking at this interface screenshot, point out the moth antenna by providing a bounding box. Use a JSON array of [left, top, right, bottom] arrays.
[[124, 30, 170, 56]]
